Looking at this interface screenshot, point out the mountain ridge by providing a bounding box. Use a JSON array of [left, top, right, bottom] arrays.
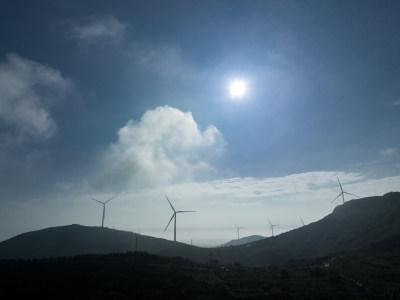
[[219, 235, 265, 247], [211, 192, 400, 265], [1, 192, 399, 266]]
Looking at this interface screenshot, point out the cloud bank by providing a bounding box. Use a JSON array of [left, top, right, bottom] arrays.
[[100, 106, 225, 189], [71, 16, 126, 44], [155, 171, 368, 205], [0, 54, 73, 143]]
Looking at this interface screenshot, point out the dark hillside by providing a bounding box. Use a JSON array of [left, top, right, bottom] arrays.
[[1, 240, 400, 299], [0, 225, 210, 261], [220, 235, 265, 247], [212, 192, 400, 265]]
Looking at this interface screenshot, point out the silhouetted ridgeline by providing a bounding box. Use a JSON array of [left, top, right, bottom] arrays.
[[211, 192, 400, 265], [219, 235, 265, 247], [0, 225, 210, 261], [0, 192, 399, 266]]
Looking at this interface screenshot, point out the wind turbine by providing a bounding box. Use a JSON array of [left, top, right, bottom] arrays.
[[267, 219, 278, 237], [164, 195, 196, 242], [299, 216, 305, 227], [91, 194, 118, 228], [234, 224, 244, 240], [331, 177, 360, 204]]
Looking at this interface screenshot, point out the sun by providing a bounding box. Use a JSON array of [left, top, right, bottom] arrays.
[[229, 79, 247, 99]]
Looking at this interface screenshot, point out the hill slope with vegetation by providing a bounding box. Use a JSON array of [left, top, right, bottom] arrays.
[[220, 235, 265, 247], [1, 233, 400, 299], [212, 192, 400, 265], [0, 224, 210, 261]]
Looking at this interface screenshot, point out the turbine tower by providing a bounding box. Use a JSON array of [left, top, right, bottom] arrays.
[[91, 194, 118, 228], [331, 177, 360, 204], [234, 224, 244, 240], [164, 195, 196, 242], [268, 219, 278, 237], [299, 216, 305, 227]]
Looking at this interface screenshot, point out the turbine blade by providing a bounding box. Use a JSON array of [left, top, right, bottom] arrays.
[[267, 219, 272, 226], [331, 193, 342, 203], [176, 210, 196, 213], [337, 177, 344, 192], [105, 194, 118, 204], [343, 192, 360, 198], [164, 214, 175, 231], [165, 195, 176, 212], [91, 198, 104, 204]]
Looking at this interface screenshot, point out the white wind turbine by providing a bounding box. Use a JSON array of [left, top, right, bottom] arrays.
[[164, 195, 196, 242], [299, 216, 305, 227], [331, 177, 360, 204], [91, 194, 118, 228], [234, 224, 244, 240], [268, 219, 278, 237]]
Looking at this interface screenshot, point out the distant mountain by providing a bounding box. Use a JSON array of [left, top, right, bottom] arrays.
[[211, 192, 400, 266], [1, 192, 399, 266], [219, 235, 265, 247], [0, 225, 210, 261]]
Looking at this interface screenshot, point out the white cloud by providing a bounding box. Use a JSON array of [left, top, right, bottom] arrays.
[[380, 147, 398, 157], [71, 16, 125, 44], [155, 171, 366, 204], [391, 101, 400, 106], [100, 106, 225, 189], [0, 54, 73, 143]]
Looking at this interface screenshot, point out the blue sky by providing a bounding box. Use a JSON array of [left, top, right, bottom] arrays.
[[0, 1, 399, 245]]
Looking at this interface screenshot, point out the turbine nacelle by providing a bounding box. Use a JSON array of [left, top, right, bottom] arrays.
[[267, 219, 278, 237], [164, 195, 196, 242], [331, 177, 360, 204], [91, 194, 118, 228], [234, 224, 244, 239]]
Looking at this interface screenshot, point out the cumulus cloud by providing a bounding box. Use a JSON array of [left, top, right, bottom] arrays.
[[0, 53, 73, 143], [71, 16, 125, 44], [101, 106, 225, 188]]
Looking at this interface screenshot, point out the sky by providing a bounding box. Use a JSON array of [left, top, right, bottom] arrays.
[[0, 0, 399, 246]]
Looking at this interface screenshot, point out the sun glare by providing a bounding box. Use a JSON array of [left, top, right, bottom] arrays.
[[229, 80, 247, 99]]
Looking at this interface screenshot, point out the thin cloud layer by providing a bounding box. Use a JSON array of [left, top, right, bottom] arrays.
[[128, 43, 192, 80], [101, 106, 225, 189], [71, 16, 125, 44], [0, 54, 73, 143], [380, 147, 398, 157], [158, 171, 367, 204]]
